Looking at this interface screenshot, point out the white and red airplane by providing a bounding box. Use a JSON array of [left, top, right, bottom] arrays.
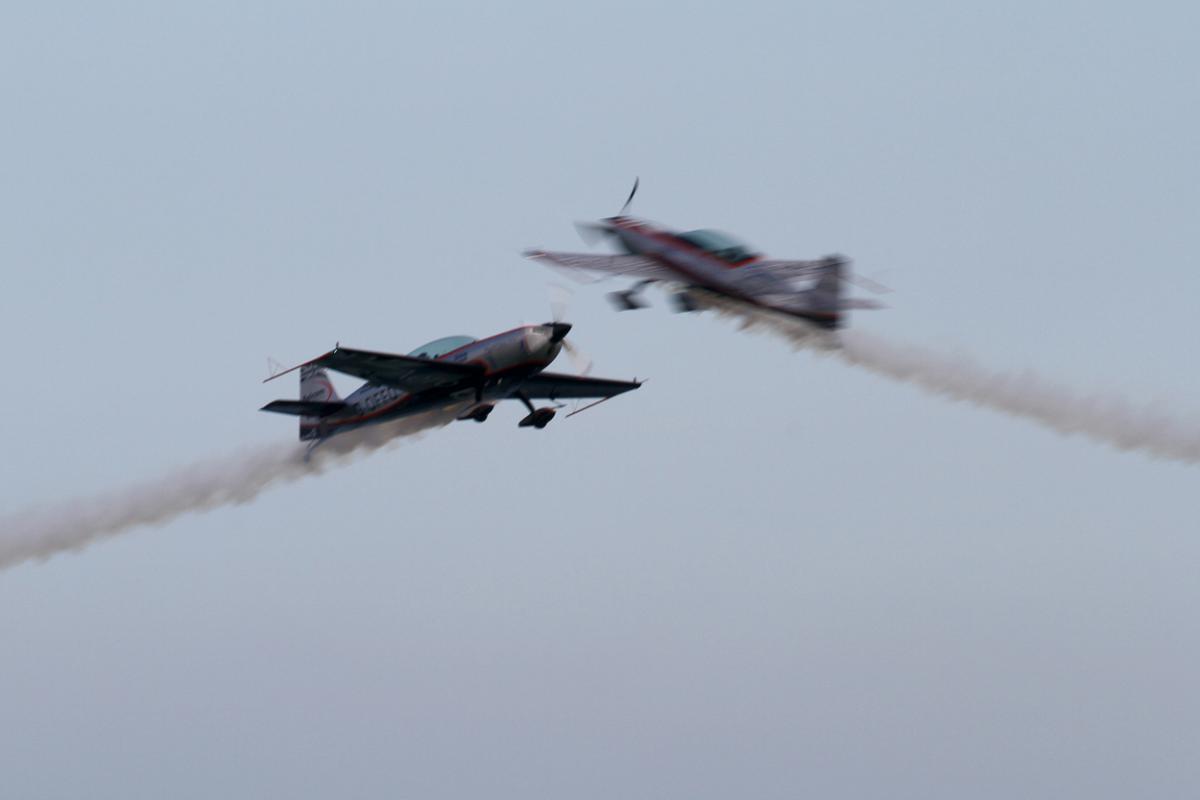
[[526, 180, 885, 332], [262, 321, 640, 452]]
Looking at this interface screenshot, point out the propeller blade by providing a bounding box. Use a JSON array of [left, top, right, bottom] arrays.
[[547, 282, 591, 371], [618, 176, 639, 216], [561, 339, 593, 376], [548, 282, 573, 323]]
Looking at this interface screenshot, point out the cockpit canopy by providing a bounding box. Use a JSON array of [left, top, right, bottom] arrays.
[[677, 229, 759, 264], [407, 335, 476, 359]]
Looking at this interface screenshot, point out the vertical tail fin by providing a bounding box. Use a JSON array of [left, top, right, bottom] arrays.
[[782, 255, 881, 328], [300, 365, 340, 441], [809, 255, 846, 307], [801, 255, 847, 328]]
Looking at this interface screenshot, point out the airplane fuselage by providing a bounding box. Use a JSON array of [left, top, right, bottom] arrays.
[[303, 326, 564, 439], [605, 216, 841, 328]]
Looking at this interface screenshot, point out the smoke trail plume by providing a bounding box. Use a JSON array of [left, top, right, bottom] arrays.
[[0, 407, 462, 571], [691, 289, 1200, 464]]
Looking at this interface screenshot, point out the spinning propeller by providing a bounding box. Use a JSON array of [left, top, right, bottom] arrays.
[[574, 177, 640, 246], [618, 176, 639, 215], [547, 282, 593, 375]]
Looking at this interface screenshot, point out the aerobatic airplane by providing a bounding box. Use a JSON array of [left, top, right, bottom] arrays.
[[526, 180, 885, 331], [262, 322, 640, 452]]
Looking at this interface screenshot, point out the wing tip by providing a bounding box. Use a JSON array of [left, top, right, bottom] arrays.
[[261, 348, 338, 383]]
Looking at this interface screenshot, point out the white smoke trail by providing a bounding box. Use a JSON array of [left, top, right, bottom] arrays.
[[837, 330, 1200, 461], [0, 406, 464, 571], [690, 289, 1200, 464]]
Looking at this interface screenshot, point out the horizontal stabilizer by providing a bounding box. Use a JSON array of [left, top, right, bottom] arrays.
[[260, 399, 347, 417]]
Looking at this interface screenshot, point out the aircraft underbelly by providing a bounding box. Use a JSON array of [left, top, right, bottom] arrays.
[[312, 390, 464, 439]]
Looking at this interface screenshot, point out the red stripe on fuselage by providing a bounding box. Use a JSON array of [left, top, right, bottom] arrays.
[[436, 325, 534, 360], [609, 218, 840, 324], [303, 351, 554, 433], [610, 219, 769, 305], [611, 218, 761, 270]]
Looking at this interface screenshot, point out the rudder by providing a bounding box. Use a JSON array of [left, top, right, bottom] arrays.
[[809, 255, 846, 308], [300, 365, 340, 441]]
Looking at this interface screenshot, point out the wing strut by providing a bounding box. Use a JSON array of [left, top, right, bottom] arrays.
[[564, 382, 644, 418]]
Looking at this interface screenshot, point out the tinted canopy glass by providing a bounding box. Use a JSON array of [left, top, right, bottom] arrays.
[[677, 229, 759, 263], [407, 335, 476, 358]]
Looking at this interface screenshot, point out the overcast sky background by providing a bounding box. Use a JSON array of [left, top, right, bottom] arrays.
[[2, 2, 1198, 797]]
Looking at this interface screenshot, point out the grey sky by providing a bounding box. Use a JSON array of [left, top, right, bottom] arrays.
[[2, 1, 1198, 797]]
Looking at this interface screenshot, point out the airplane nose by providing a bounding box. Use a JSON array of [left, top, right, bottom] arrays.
[[545, 322, 572, 343]]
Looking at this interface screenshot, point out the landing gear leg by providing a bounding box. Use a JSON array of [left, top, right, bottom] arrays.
[[671, 290, 699, 313], [457, 403, 495, 423], [606, 279, 655, 311], [515, 390, 556, 429]]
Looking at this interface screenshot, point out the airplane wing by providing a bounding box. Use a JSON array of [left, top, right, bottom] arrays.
[[316, 347, 485, 392], [267, 346, 485, 393], [518, 371, 642, 400], [524, 250, 675, 282]]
